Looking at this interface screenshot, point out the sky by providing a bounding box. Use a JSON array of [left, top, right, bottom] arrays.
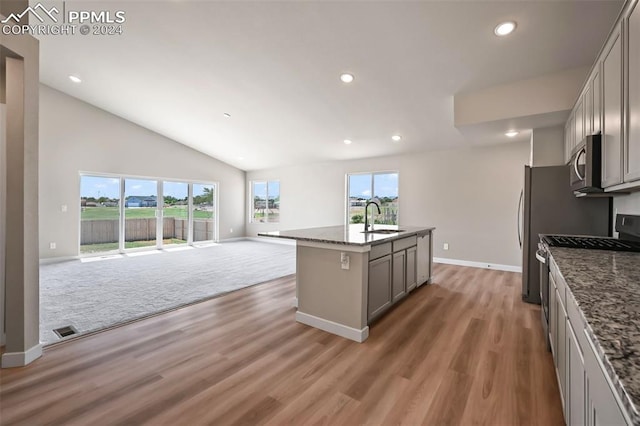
[[349, 173, 398, 199], [80, 176, 215, 199]]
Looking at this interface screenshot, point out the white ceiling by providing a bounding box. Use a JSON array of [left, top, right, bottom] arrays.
[[34, 0, 623, 171]]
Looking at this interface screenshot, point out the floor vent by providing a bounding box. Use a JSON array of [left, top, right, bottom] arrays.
[[53, 325, 78, 339]]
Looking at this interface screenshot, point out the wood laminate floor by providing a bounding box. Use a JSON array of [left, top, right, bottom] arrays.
[[0, 264, 564, 425]]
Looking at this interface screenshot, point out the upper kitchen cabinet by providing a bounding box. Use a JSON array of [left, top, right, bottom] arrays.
[[565, 114, 574, 164], [601, 22, 624, 188], [626, 0, 640, 183], [575, 96, 585, 152], [593, 68, 602, 136]]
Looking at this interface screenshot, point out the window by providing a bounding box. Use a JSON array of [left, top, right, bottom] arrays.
[[347, 172, 398, 226], [79, 174, 218, 255], [251, 180, 280, 223]]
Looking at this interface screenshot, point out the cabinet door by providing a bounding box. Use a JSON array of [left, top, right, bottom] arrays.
[[557, 289, 568, 417], [575, 98, 585, 147], [626, 1, 640, 182], [550, 274, 558, 359], [584, 331, 629, 425], [602, 24, 624, 188], [368, 254, 392, 321], [594, 69, 602, 135], [567, 322, 586, 426], [585, 83, 594, 136], [406, 246, 417, 292], [392, 251, 406, 302], [565, 120, 572, 164]]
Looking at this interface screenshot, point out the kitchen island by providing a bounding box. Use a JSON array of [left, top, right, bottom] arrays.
[[259, 225, 434, 342]]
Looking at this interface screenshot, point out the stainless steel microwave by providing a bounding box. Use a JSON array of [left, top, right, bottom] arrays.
[[570, 134, 602, 193]]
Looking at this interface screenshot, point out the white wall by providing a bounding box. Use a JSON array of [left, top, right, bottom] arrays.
[[530, 125, 565, 167], [247, 141, 529, 267], [39, 84, 246, 259]]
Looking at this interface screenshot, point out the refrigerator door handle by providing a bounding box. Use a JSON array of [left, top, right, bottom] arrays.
[[517, 189, 523, 248]]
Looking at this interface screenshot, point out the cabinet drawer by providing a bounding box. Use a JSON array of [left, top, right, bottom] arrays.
[[393, 236, 417, 252], [567, 290, 587, 357], [370, 242, 392, 260]]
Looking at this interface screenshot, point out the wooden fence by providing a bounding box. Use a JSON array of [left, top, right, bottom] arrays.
[[80, 218, 213, 244]]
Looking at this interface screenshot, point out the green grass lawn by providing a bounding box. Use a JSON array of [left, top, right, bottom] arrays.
[[81, 207, 213, 220]]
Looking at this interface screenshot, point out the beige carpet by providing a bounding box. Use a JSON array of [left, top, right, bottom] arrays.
[[39, 240, 295, 345]]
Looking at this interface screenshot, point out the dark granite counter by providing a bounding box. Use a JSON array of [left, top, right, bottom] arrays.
[[549, 246, 640, 424], [258, 225, 434, 247]]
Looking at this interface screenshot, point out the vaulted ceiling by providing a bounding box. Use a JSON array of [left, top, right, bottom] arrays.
[[34, 0, 623, 171]]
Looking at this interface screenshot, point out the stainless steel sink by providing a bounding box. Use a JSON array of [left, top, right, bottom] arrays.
[[361, 229, 405, 234]]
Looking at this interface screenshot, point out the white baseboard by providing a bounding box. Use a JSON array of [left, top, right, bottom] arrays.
[[1, 343, 43, 368], [246, 236, 296, 246], [295, 311, 369, 342], [219, 237, 250, 243], [433, 257, 522, 273], [39, 255, 79, 265]]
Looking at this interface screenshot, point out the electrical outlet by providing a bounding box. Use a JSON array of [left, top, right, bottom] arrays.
[[340, 252, 350, 270], [61, 204, 68, 212], [230, 228, 233, 233], [49, 242, 56, 250], [443, 243, 449, 250]]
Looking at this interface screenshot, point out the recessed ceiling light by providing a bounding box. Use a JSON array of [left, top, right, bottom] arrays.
[[68, 75, 82, 83], [340, 73, 355, 83], [343, 139, 353, 145], [223, 113, 231, 118], [494, 21, 517, 37], [505, 130, 519, 137], [237, 156, 244, 160], [391, 135, 402, 142]]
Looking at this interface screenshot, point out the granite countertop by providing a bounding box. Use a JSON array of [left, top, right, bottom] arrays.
[[258, 225, 434, 246], [549, 246, 640, 424]]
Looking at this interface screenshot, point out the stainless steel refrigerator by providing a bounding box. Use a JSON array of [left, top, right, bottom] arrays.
[[520, 165, 611, 304]]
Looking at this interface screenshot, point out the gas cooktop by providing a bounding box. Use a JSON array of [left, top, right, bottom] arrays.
[[541, 235, 640, 252], [541, 214, 640, 253]]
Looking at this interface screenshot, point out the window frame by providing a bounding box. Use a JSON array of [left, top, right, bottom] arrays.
[[345, 170, 399, 227], [250, 180, 280, 224]]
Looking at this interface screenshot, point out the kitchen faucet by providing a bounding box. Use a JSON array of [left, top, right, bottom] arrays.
[[364, 200, 381, 232]]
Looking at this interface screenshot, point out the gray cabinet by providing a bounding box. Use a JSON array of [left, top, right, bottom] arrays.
[[626, 1, 640, 183], [585, 82, 593, 137], [367, 236, 420, 322], [575, 97, 585, 149], [584, 331, 630, 425], [567, 320, 586, 426], [602, 23, 624, 188], [392, 251, 406, 302], [557, 287, 568, 418], [550, 272, 558, 359], [550, 257, 631, 426], [593, 69, 602, 135], [565, 119, 573, 165], [406, 246, 417, 292], [368, 254, 392, 321]]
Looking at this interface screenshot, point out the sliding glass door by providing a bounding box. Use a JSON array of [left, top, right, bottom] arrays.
[[124, 178, 158, 249], [163, 181, 189, 246], [79, 175, 217, 255], [192, 183, 216, 243], [80, 176, 121, 254]]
